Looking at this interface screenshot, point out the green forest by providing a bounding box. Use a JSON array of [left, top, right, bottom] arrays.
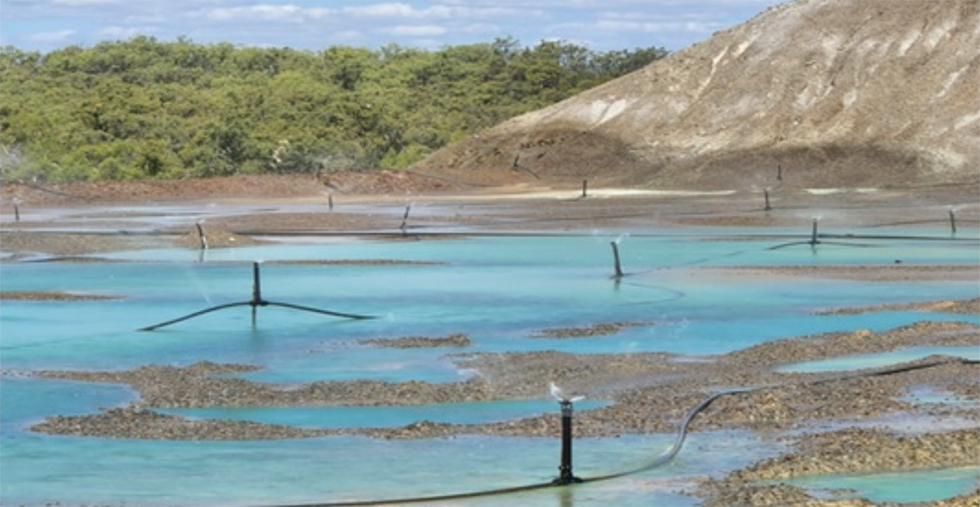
[[0, 36, 666, 182]]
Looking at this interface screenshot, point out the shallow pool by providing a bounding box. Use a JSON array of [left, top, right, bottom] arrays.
[[2, 230, 977, 506], [782, 467, 980, 504]]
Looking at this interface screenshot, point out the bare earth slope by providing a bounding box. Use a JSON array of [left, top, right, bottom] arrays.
[[413, 0, 980, 191]]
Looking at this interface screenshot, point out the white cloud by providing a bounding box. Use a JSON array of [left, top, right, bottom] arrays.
[[205, 5, 304, 22], [343, 3, 418, 18], [100, 26, 152, 38], [595, 18, 716, 35], [342, 3, 527, 21], [28, 29, 76, 42], [191, 4, 337, 27], [455, 22, 501, 36], [50, 0, 124, 5], [388, 25, 448, 36]]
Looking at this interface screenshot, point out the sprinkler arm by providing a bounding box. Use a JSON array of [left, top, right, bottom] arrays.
[[138, 262, 375, 331]]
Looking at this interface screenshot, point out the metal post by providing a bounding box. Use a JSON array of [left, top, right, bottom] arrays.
[[581, 179, 588, 198], [400, 204, 411, 235], [764, 188, 771, 211], [810, 219, 820, 246], [553, 400, 582, 485], [195, 222, 209, 251], [610, 241, 624, 279], [251, 261, 266, 327], [949, 209, 957, 235]]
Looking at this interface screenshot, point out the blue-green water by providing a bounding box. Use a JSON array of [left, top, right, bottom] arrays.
[[779, 346, 980, 373], [2, 230, 978, 506], [784, 467, 980, 503]]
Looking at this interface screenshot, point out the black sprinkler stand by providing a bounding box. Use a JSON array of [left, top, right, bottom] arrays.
[[553, 400, 583, 485]]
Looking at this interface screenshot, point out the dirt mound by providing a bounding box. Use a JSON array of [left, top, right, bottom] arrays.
[[413, 0, 980, 191]]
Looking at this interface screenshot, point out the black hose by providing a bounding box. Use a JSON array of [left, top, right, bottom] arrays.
[[231, 389, 742, 507], [138, 300, 374, 331], [264, 301, 376, 320], [583, 388, 749, 482], [138, 302, 251, 331], [235, 357, 974, 507]]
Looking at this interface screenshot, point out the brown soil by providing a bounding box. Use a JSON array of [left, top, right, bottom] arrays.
[[1, 170, 460, 206]]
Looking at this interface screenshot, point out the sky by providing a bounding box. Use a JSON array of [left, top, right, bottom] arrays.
[[0, 0, 784, 55]]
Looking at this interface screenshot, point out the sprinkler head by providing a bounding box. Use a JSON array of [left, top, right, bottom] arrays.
[[550, 382, 585, 403]]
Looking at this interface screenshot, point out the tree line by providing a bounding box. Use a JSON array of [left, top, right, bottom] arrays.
[[0, 36, 666, 182]]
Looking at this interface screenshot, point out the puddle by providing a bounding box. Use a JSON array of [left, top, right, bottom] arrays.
[[777, 346, 980, 373], [1, 232, 977, 506], [781, 466, 979, 504], [901, 386, 980, 407]]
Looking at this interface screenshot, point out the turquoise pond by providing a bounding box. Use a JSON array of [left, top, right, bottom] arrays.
[[1, 228, 978, 506], [781, 467, 980, 503]]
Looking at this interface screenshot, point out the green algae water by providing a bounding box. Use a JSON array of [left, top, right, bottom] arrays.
[[2, 229, 978, 506]]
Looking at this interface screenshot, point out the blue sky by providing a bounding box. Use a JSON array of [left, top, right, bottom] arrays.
[[0, 0, 783, 54]]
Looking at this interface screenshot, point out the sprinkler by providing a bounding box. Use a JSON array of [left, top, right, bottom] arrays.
[[249, 261, 266, 326], [400, 203, 412, 234], [550, 383, 584, 485], [138, 261, 375, 331], [610, 241, 624, 279], [195, 222, 209, 251]]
